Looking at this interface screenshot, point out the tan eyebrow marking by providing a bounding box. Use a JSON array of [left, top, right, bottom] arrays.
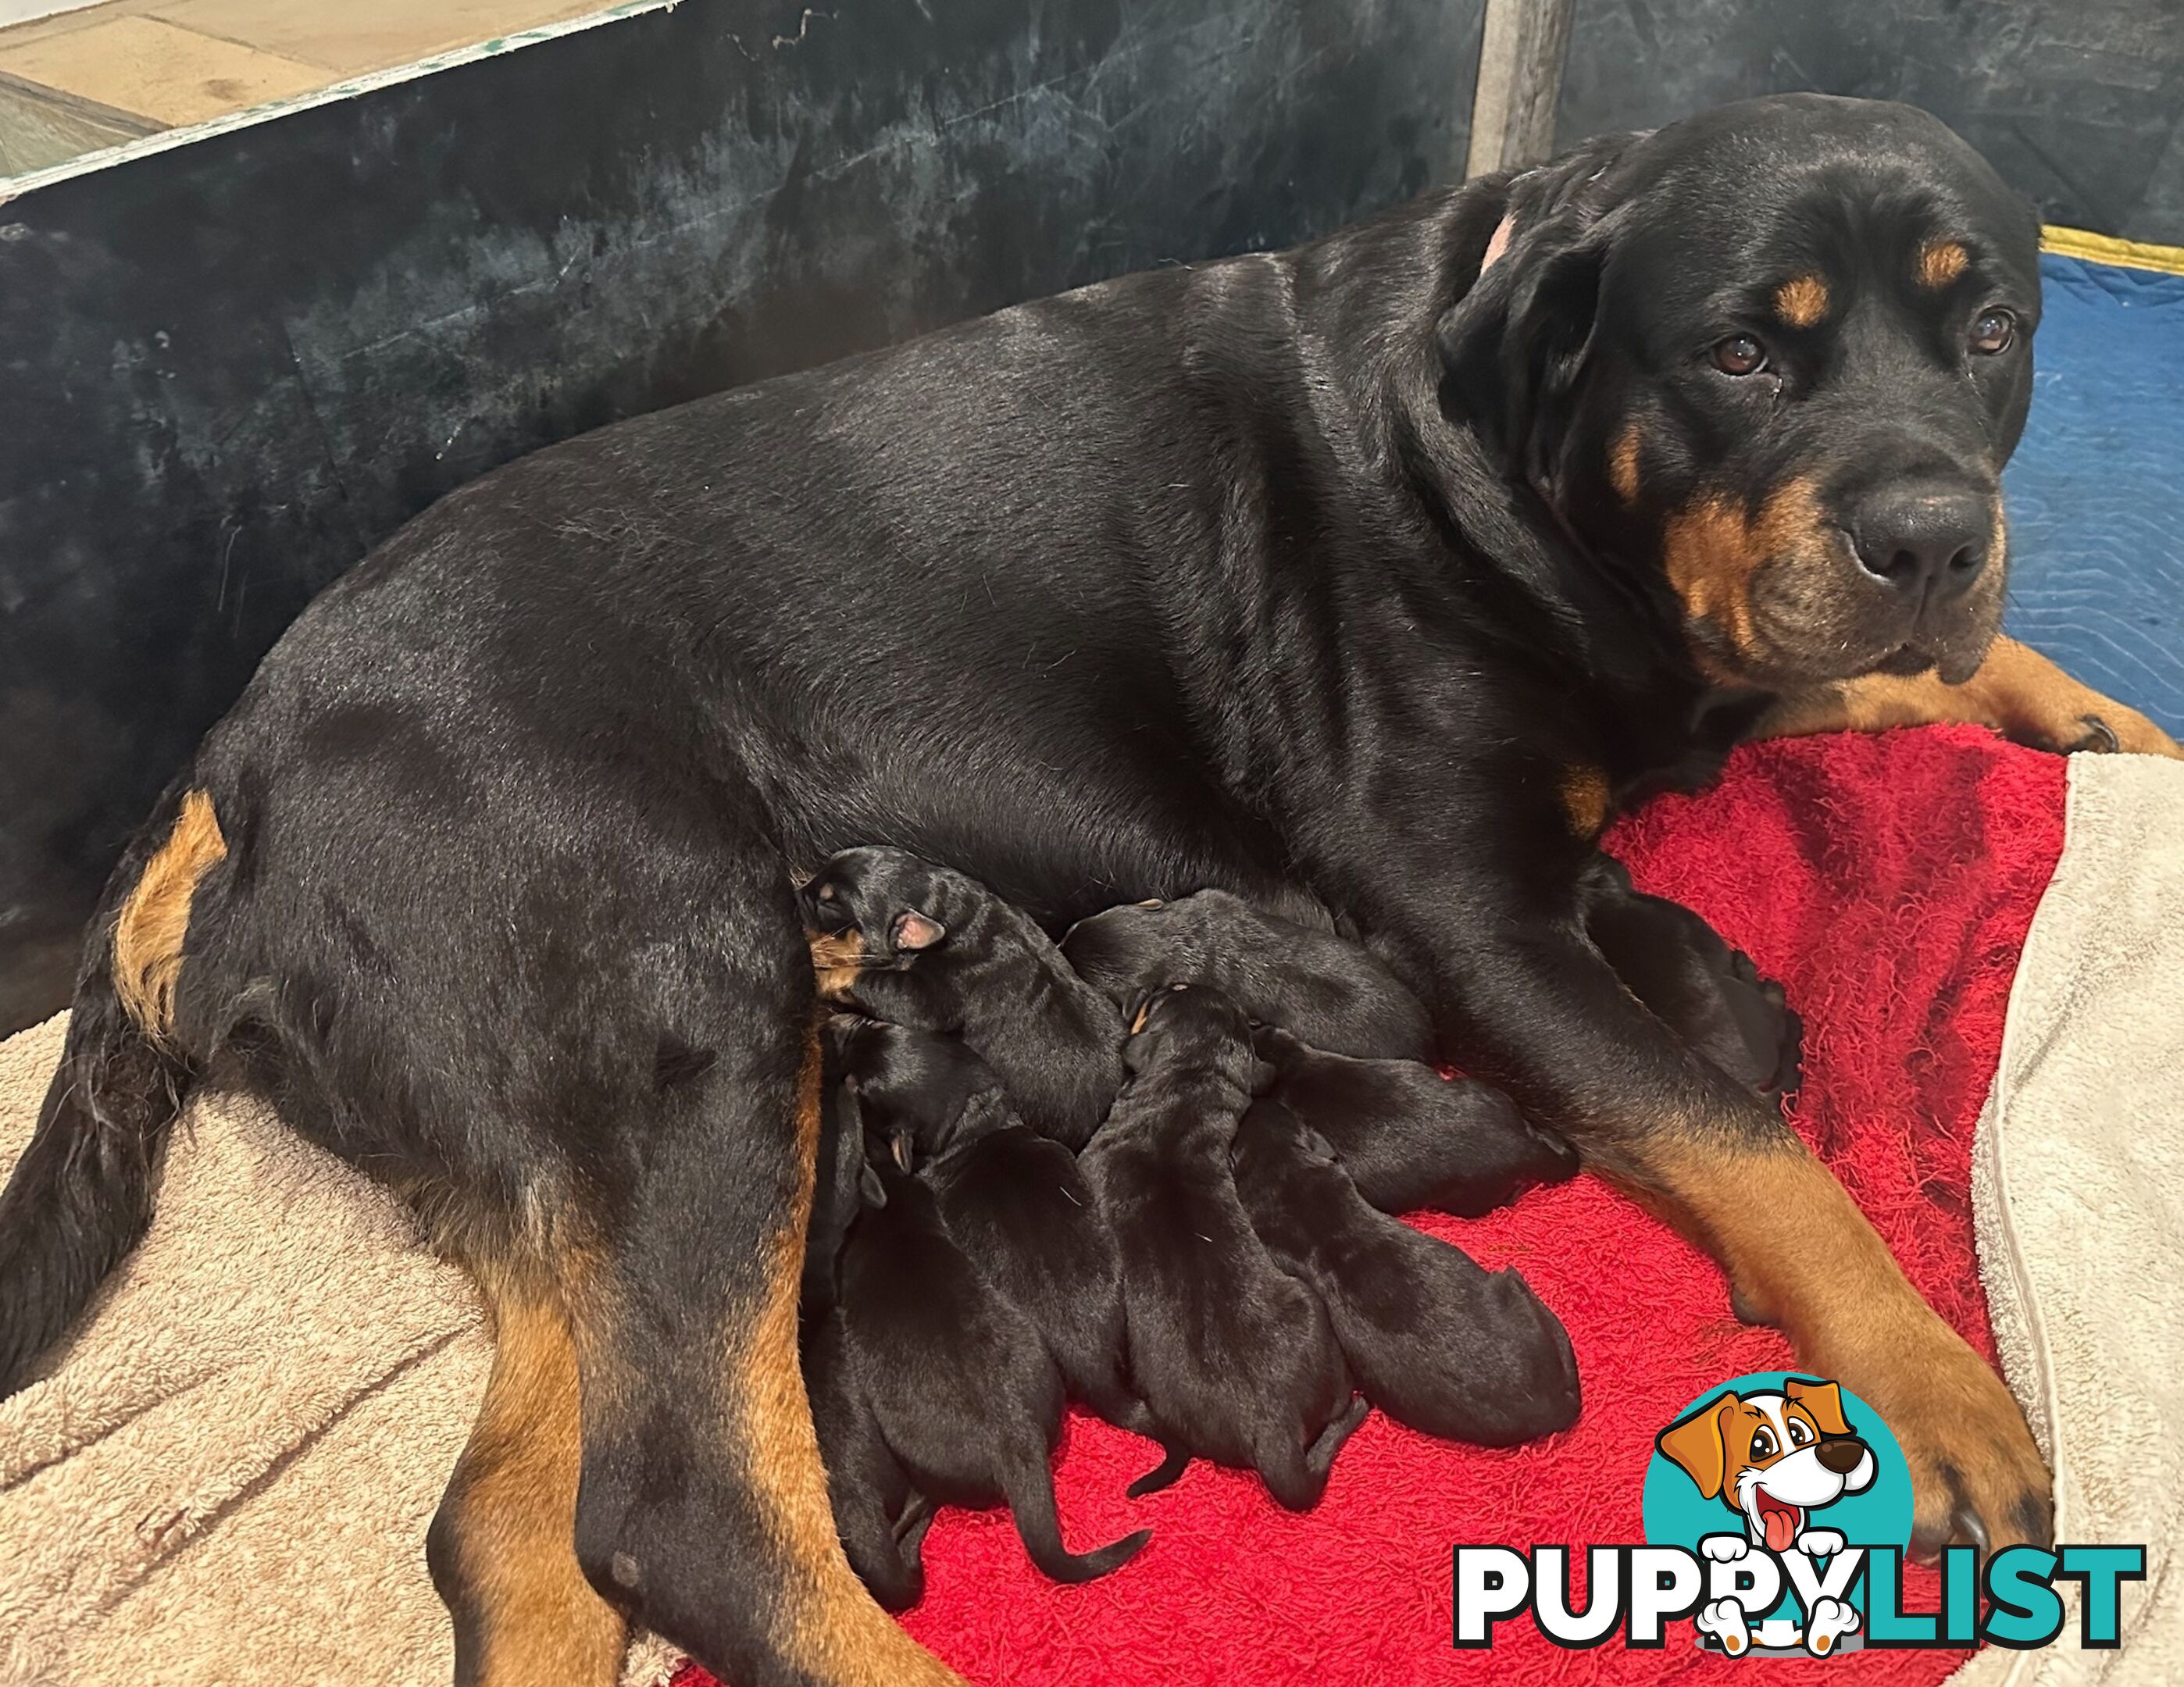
[[1918, 239, 1969, 288], [1774, 274, 1829, 327]]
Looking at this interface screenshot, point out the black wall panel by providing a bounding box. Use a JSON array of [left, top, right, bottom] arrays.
[[1558, 0, 2184, 244], [0, 0, 1483, 1032]]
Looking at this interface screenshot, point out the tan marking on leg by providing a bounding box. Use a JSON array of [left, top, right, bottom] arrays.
[[439, 1264, 626, 1687], [1918, 239, 1969, 289], [1608, 424, 1642, 505], [1559, 764, 1610, 839], [746, 1023, 965, 1685], [112, 787, 227, 1044], [1758, 636, 2183, 759], [1646, 1134, 2049, 1553], [1774, 274, 1829, 327]]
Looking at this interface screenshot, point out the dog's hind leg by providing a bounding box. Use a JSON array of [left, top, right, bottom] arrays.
[[1257, 1393, 1369, 1511], [428, 1264, 625, 1687]]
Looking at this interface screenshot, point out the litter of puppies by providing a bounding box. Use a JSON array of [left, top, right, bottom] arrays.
[[795, 846, 1750, 1603]]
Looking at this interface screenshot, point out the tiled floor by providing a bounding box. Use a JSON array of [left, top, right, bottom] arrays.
[[0, 0, 613, 177]]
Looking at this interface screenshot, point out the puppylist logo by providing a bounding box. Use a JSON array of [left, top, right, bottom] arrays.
[[1454, 1372, 2145, 1658]]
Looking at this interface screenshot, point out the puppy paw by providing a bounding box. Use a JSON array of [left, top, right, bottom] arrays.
[[1697, 1597, 1751, 1656], [1804, 1595, 1861, 1657], [1794, 1526, 1845, 1558], [1700, 1532, 1751, 1564]]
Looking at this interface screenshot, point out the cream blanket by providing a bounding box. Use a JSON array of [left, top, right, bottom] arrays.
[[0, 752, 2176, 1685], [1955, 754, 2184, 1685]]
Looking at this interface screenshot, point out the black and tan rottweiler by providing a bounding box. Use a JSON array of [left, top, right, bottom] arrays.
[[1230, 1097, 1581, 1446], [1080, 986, 1368, 1508], [805, 847, 1127, 1149], [4, 92, 2178, 1686]]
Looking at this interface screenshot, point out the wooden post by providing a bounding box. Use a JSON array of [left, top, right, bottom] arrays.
[[1465, 0, 1576, 179]]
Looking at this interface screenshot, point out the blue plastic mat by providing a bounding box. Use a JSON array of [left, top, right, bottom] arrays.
[[2004, 252, 2184, 735]]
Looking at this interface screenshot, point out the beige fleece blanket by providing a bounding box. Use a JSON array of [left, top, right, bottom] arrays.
[[1954, 753, 2184, 1685], [0, 1020, 680, 1687]]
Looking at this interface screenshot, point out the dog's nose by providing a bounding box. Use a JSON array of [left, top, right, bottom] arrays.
[[1847, 481, 1991, 601], [1816, 1436, 1868, 1475]]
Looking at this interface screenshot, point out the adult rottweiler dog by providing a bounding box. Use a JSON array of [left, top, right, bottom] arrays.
[[2, 92, 2179, 1686]]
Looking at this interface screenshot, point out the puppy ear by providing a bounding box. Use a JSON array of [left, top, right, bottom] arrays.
[[858, 1161, 887, 1208], [889, 1125, 914, 1173], [890, 909, 945, 953], [1784, 1377, 1854, 1439], [1656, 1395, 1736, 1501]]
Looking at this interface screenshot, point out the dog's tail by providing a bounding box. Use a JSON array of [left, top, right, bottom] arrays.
[[1002, 1454, 1151, 1585], [0, 786, 216, 1400], [0, 968, 190, 1399]]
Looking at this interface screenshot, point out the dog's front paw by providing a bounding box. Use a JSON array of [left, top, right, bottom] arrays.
[[1836, 1313, 2051, 1558], [1794, 1527, 1845, 1558], [1700, 1533, 1750, 1564], [1697, 1597, 1751, 1656], [1804, 1596, 1861, 1657]]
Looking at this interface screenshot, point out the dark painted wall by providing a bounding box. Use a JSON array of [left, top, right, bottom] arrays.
[[1559, 0, 2184, 244], [0, 0, 1484, 1033]]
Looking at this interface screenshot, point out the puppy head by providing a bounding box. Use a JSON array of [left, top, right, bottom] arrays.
[[1441, 94, 2038, 692], [1122, 983, 1255, 1075], [1657, 1379, 1876, 1550], [1059, 900, 1169, 1004], [802, 846, 958, 974]]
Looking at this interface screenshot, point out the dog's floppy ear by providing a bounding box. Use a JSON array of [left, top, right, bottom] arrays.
[[1439, 217, 1611, 490], [890, 909, 945, 953], [1656, 1395, 1737, 1500], [857, 1160, 887, 1209], [1785, 1377, 1854, 1438], [1436, 130, 1644, 490]]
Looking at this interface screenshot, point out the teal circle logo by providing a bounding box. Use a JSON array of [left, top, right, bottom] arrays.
[[1642, 1372, 1913, 1657]]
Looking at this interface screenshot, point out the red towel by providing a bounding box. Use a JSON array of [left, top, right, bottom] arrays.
[[676, 724, 2067, 1687]]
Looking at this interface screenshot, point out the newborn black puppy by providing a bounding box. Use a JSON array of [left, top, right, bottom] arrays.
[[1251, 1025, 1577, 1217], [838, 1135, 1150, 1584], [1231, 1098, 1582, 1446], [830, 1015, 1139, 1426], [805, 846, 1126, 1147], [802, 1022, 875, 1319], [802, 1305, 933, 1611], [1080, 985, 1367, 1509], [1061, 890, 1433, 1061], [1578, 857, 1804, 1104]]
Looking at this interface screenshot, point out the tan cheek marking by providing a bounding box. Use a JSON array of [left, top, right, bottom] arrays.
[[112, 787, 228, 1044], [1660, 477, 1828, 669], [1918, 239, 1969, 288], [1558, 764, 1611, 839], [1774, 274, 1829, 327], [1608, 424, 1642, 505], [808, 929, 864, 1003], [755, 1025, 965, 1685]]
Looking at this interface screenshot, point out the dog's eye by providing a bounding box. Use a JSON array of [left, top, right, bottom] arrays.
[[1711, 334, 1768, 376], [1787, 1419, 1812, 1446], [1750, 1427, 1777, 1461], [1970, 308, 2017, 355]]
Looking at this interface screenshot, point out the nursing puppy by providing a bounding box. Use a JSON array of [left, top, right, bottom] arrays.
[[805, 847, 1126, 1147], [1061, 890, 1433, 1061], [1248, 1025, 1577, 1216], [802, 1307, 933, 1611], [1579, 857, 1803, 1104], [837, 1138, 1150, 1584], [1080, 985, 1367, 1507], [1231, 1098, 1582, 1446], [830, 1014, 1139, 1425]]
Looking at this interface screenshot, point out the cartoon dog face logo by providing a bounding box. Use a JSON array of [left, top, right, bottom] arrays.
[[1657, 1377, 1877, 1556]]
